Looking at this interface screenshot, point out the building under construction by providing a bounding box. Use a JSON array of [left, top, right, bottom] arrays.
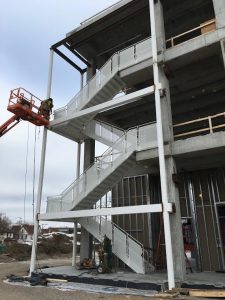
[[29, 0, 225, 290]]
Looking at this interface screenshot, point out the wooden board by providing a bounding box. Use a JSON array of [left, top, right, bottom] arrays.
[[189, 289, 225, 298], [47, 278, 68, 283], [201, 19, 216, 34], [154, 292, 179, 298]]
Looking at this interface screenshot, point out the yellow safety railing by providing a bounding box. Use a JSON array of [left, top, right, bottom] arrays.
[[173, 111, 225, 138], [166, 19, 216, 48]]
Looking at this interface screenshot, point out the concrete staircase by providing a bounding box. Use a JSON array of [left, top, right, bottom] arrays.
[[54, 51, 128, 120], [46, 37, 155, 274], [51, 37, 152, 146], [47, 128, 137, 212], [52, 117, 124, 147], [79, 216, 154, 274], [46, 123, 157, 274], [47, 123, 157, 212]]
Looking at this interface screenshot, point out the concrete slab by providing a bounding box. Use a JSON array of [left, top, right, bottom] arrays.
[[35, 266, 225, 292], [185, 272, 225, 289]]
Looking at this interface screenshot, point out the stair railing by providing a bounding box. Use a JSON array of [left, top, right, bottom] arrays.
[[53, 37, 152, 120], [53, 130, 135, 210], [46, 122, 158, 213], [93, 215, 146, 270], [84, 119, 125, 145]]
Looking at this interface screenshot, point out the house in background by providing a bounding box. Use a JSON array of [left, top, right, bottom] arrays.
[[2, 224, 34, 245], [18, 224, 34, 245]]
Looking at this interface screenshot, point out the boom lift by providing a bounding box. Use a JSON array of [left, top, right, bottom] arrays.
[[0, 88, 50, 137]]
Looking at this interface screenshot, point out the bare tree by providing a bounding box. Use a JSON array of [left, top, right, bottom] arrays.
[[0, 213, 11, 234]]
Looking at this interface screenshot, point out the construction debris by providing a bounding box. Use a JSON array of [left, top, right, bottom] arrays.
[[169, 288, 225, 298], [154, 292, 180, 298]]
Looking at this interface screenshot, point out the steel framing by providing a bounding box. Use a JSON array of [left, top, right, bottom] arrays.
[[50, 86, 156, 126], [39, 203, 171, 221]]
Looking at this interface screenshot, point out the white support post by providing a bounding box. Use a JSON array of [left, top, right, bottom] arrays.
[[76, 142, 81, 178], [29, 49, 54, 276], [72, 140, 81, 267], [40, 204, 165, 220], [72, 72, 83, 267], [149, 0, 175, 290], [80, 72, 84, 90], [72, 222, 77, 267]]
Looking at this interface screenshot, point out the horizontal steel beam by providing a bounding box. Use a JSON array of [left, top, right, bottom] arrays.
[[50, 86, 155, 127], [39, 203, 169, 221]]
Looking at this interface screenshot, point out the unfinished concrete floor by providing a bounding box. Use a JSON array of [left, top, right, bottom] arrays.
[[37, 266, 225, 292]]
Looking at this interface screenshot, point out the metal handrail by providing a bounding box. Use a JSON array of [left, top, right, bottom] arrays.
[[53, 122, 154, 204], [54, 36, 153, 116], [111, 218, 154, 270], [94, 118, 126, 135], [166, 19, 216, 47], [58, 133, 127, 197], [173, 111, 225, 138], [64, 55, 116, 113], [93, 215, 144, 249], [55, 19, 216, 117], [9, 87, 43, 113], [49, 109, 225, 205]]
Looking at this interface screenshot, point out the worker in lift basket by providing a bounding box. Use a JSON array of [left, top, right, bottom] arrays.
[[38, 98, 53, 120]]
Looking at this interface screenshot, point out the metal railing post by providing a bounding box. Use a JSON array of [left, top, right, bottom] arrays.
[[137, 126, 140, 147], [208, 117, 213, 133]]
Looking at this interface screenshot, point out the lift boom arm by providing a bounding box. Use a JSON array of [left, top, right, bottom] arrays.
[[0, 87, 51, 138], [0, 115, 20, 137]]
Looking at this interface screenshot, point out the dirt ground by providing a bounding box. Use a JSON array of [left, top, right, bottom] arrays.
[[0, 258, 206, 300]]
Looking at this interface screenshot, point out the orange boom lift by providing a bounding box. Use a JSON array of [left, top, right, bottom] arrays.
[[0, 88, 49, 137]]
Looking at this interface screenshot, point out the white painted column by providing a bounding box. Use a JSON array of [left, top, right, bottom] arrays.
[[72, 222, 78, 267], [80, 62, 95, 261], [72, 71, 84, 267], [213, 0, 225, 29], [149, 0, 175, 290], [29, 49, 54, 276], [72, 140, 81, 267], [80, 72, 84, 90]]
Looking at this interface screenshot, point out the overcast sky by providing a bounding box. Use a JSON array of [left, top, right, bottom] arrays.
[[0, 0, 118, 225]]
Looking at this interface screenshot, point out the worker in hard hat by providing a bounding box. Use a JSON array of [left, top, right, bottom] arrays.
[[38, 98, 53, 120]]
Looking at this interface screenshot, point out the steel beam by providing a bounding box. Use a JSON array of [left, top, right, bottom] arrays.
[[54, 48, 84, 73], [50, 86, 155, 127], [39, 203, 167, 221]]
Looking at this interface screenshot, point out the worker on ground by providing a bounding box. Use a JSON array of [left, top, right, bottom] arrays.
[[38, 98, 53, 120]]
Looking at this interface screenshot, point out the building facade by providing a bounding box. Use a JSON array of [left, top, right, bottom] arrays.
[[30, 0, 225, 288]]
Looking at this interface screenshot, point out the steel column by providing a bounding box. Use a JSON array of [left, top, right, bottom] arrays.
[[29, 49, 54, 276], [72, 140, 81, 267]]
